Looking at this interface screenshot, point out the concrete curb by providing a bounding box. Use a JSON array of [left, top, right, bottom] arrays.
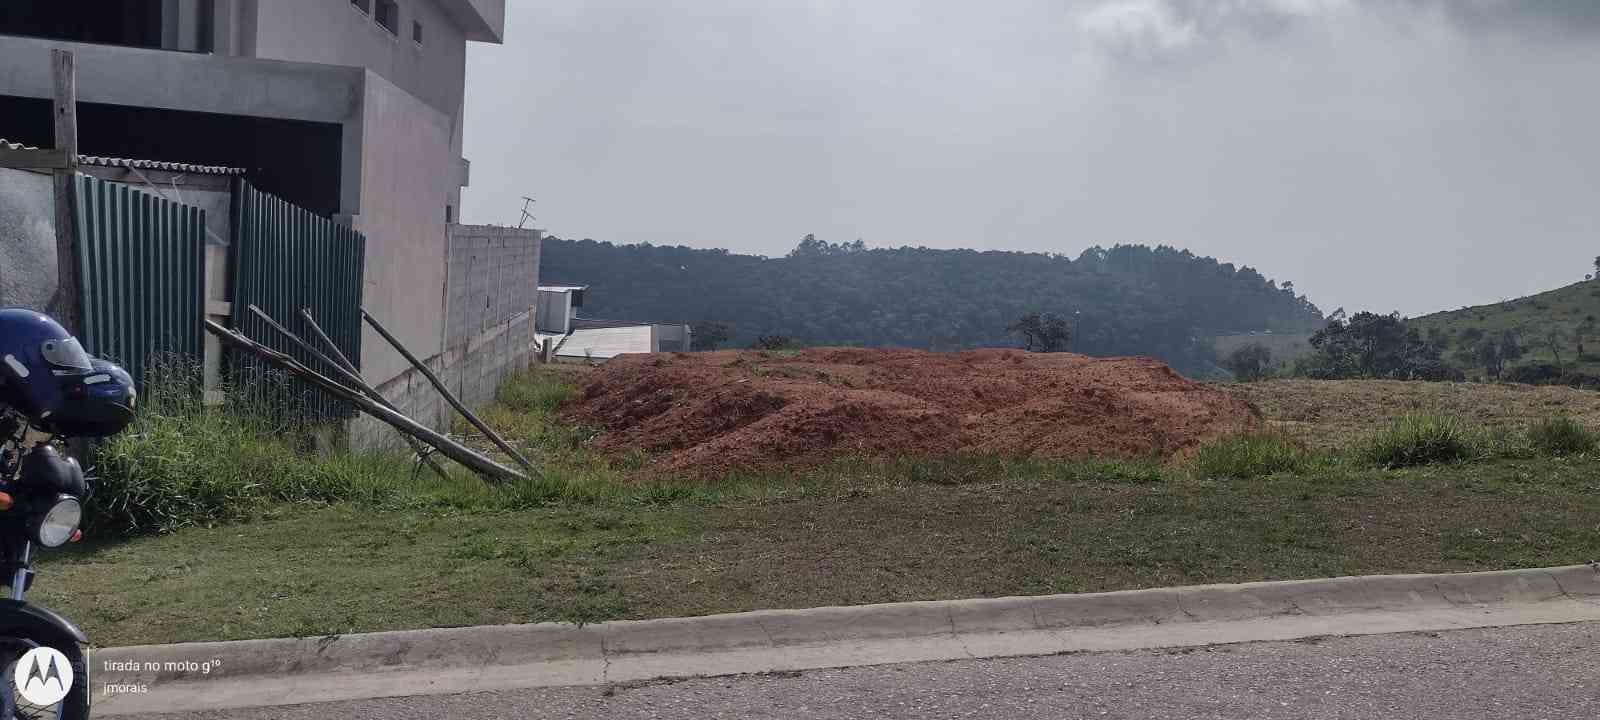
[[92, 564, 1600, 715]]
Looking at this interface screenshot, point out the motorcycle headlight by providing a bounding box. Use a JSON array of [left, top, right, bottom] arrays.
[[36, 496, 81, 548]]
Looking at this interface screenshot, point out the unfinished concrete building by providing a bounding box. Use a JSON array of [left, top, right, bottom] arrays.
[[0, 0, 506, 390]]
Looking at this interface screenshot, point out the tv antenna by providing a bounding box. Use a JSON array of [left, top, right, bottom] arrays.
[[517, 196, 536, 229]]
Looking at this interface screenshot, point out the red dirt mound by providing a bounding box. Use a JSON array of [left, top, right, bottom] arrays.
[[561, 348, 1261, 476]]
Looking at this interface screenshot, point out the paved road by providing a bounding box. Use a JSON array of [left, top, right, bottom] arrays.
[[127, 622, 1600, 719]]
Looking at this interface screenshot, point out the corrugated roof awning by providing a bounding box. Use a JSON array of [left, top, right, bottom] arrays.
[[1, 138, 245, 176]]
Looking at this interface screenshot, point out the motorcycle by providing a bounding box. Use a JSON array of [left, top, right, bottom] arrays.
[[0, 427, 89, 720], [0, 310, 138, 720]]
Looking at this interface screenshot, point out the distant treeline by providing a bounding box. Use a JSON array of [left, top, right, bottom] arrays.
[[1223, 308, 1600, 388], [540, 235, 1325, 377]]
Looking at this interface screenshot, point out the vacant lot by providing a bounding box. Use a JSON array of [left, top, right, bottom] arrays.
[[37, 367, 1600, 647]]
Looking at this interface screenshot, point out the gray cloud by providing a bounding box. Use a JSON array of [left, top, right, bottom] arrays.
[[463, 1, 1600, 318], [1079, 0, 1600, 61]]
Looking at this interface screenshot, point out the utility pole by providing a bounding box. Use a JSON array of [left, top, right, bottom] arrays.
[[47, 49, 81, 334], [517, 196, 536, 229]]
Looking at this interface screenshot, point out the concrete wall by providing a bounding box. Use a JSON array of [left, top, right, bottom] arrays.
[[246, 0, 474, 214], [0, 34, 366, 218], [250, 0, 468, 136], [0, 168, 56, 311], [0, 34, 365, 125], [352, 70, 458, 386], [350, 223, 540, 452], [446, 225, 540, 346]]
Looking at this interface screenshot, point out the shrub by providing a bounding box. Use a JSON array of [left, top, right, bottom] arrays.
[[1360, 413, 1478, 468], [1189, 432, 1313, 479], [1526, 416, 1597, 457], [1223, 343, 1272, 382]]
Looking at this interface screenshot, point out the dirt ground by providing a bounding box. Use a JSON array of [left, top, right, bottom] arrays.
[[560, 348, 1260, 475]]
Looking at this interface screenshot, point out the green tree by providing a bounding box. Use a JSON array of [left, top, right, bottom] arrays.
[[1576, 316, 1597, 358], [1454, 329, 1524, 378], [1546, 327, 1570, 370], [752, 334, 796, 350], [691, 321, 731, 351], [1223, 343, 1272, 382], [1298, 312, 1457, 380], [1007, 312, 1072, 352]]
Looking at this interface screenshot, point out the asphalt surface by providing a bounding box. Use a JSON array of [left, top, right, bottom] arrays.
[[125, 622, 1600, 719]]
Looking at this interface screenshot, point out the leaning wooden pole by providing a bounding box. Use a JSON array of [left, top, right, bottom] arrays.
[[245, 305, 451, 482], [361, 309, 540, 478], [205, 319, 527, 484]]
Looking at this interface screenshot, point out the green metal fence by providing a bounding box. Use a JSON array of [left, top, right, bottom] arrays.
[[72, 173, 205, 389], [229, 180, 366, 420]]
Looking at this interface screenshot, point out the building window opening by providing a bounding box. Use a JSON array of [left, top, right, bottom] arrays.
[[445, 205, 453, 223], [350, 0, 371, 15], [412, 20, 423, 45], [0, 0, 164, 49], [375, 0, 399, 35]]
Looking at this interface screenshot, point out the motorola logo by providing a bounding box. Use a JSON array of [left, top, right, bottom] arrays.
[[13, 646, 72, 706]]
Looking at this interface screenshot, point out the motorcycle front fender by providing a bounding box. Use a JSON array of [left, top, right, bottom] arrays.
[[0, 599, 87, 644]]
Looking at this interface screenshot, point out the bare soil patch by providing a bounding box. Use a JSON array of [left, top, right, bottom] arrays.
[[561, 348, 1260, 475]]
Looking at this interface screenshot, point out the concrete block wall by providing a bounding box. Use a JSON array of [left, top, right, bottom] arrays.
[[446, 225, 541, 346], [349, 224, 541, 453]]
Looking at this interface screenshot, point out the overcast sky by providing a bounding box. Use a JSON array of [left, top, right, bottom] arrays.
[[461, 0, 1600, 318]]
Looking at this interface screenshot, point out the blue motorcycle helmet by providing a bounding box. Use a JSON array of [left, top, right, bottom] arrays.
[[0, 308, 136, 438]]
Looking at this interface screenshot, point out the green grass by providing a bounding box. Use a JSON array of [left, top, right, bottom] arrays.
[[47, 368, 1600, 647], [38, 453, 1600, 647], [1188, 432, 1320, 479], [90, 364, 411, 535], [1359, 413, 1479, 468], [1526, 416, 1597, 457]]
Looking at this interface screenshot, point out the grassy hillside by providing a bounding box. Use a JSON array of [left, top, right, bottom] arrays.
[[1411, 280, 1600, 375]]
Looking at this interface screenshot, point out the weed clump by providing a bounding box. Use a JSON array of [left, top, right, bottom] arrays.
[[1188, 432, 1314, 479], [1360, 413, 1477, 468], [1526, 416, 1596, 457]]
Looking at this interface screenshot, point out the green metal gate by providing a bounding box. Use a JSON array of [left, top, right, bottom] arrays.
[[229, 180, 366, 420], [72, 173, 206, 388]]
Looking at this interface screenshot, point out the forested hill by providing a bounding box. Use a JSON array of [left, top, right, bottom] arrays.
[[540, 236, 1324, 377]]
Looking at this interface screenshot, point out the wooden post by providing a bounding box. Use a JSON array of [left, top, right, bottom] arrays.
[[47, 49, 81, 333]]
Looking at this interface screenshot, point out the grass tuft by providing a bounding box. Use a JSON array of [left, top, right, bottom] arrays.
[[1360, 413, 1478, 468], [1527, 416, 1597, 457], [1188, 431, 1315, 479]]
